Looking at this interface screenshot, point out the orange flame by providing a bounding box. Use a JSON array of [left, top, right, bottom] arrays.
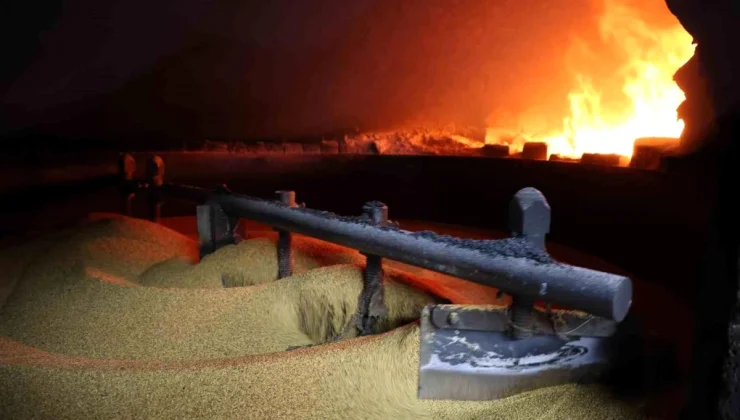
[[486, 0, 695, 159]]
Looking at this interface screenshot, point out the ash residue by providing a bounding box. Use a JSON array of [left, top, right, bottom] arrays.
[[291, 202, 370, 225], [343, 127, 485, 155], [410, 231, 553, 263]]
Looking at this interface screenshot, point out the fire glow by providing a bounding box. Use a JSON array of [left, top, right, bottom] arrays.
[[485, 0, 695, 159]]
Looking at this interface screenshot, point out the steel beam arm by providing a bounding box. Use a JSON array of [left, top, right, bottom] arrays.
[[162, 186, 631, 321]]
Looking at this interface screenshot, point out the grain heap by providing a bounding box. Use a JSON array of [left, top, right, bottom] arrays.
[[0, 214, 641, 419]]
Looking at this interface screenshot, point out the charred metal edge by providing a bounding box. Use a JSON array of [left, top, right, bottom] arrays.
[[429, 304, 617, 338], [154, 182, 632, 321]]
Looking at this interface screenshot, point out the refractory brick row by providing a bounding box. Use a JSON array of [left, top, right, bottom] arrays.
[[264, 142, 283, 154], [229, 142, 248, 154], [549, 154, 579, 163], [630, 137, 677, 170], [522, 142, 548, 160], [479, 144, 510, 158], [320, 140, 340, 154], [283, 143, 303, 154], [580, 153, 621, 167], [249, 142, 267, 154], [630, 145, 663, 169], [302, 143, 321, 155]]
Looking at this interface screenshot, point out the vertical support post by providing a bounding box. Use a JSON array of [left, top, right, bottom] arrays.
[[196, 185, 241, 259], [356, 201, 390, 336], [508, 187, 551, 339], [146, 155, 165, 223], [275, 191, 297, 279], [118, 153, 136, 216]]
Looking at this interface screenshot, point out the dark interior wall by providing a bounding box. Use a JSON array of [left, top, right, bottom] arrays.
[[666, 1, 740, 417], [669, 0, 740, 154], [2, 0, 666, 148]]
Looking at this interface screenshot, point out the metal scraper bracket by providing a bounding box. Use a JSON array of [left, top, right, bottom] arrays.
[[156, 183, 632, 322], [419, 304, 618, 400], [196, 185, 242, 259], [418, 306, 615, 401], [418, 187, 628, 401], [121, 155, 633, 401]]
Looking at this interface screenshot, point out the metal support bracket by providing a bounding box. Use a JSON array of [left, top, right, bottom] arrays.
[[356, 201, 390, 336], [419, 305, 615, 401], [197, 186, 241, 259], [275, 191, 297, 279], [418, 187, 622, 401]]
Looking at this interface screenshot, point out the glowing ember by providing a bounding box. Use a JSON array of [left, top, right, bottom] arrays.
[[486, 0, 695, 159], [343, 126, 486, 155]]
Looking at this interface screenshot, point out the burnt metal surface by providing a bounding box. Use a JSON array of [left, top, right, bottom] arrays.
[[418, 305, 613, 401], [151, 182, 632, 320], [356, 201, 390, 336], [429, 305, 617, 338]]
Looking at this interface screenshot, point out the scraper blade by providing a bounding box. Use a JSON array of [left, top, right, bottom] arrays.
[[418, 305, 614, 401]]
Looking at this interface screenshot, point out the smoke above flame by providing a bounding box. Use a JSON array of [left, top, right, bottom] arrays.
[[485, 0, 695, 158]]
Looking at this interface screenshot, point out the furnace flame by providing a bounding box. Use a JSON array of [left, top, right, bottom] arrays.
[[486, 0, 695, 159]]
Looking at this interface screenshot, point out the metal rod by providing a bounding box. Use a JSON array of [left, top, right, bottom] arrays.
[[146, 155, 165, 223], [275, 191, 296, 279], [196, 204, 216, 258], [508, 187, 551, 339], [357, 201, 390, 336], [197, 185, 242, 259], [155, 183, 632, 321], [118, 153, 136, 216], [214, 192, 631, 321], [510, 296, 535, 339]]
